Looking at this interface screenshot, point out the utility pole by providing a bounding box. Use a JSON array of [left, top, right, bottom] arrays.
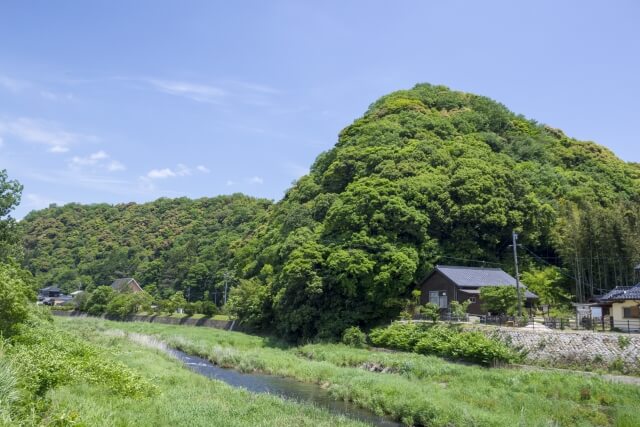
[[512, 231, 522, 317], [223, 271, 230, 305]]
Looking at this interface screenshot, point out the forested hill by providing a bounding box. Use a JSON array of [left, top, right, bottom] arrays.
[[230, 84, 640, 339], [20, 195, 272, 298], [20, 83, 640, 340]]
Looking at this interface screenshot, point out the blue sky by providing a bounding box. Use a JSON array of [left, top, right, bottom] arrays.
[[1, 1, 639, 218]]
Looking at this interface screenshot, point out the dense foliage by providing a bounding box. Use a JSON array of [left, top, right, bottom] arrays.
[[232, 84, 640, 339], [20, 195, 271, 300], [18, 84, 640, 339], [368, 322, 518, 365]]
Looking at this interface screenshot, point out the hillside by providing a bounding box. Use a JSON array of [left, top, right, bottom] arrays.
[[20, 194, 272, 299], [20, 84, 640, 339], [231, 84, 640, 339]]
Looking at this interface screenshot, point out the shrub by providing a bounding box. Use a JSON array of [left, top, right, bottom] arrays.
[[370, 322, 518, 365], [341, 326, 367, 348], [618, 335, 630, 350], [421, 303, 440, 323], [0, 263, 34, 336]]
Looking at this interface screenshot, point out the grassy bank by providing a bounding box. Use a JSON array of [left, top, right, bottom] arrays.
[[3, 319, 365, 426], [58, 317, 640, 426]]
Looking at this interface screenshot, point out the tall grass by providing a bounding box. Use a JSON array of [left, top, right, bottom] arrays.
[[58, 317, 640, 426], [46, 325, 366, 427], [0, 358, 17, 425]]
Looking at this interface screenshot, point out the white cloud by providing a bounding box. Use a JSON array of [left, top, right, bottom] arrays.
[[196, 165, 210, 174], [0, 136, 3, 148], [248, 176, 264, 185], [145, 163, 197, 180], [147, 79, 226, 104], [107, 160, 125, 171], [0, 117, 96, 153], [147, 168, 176, 179], [226, 180, 235, 186], [69, 150, 125, 172]]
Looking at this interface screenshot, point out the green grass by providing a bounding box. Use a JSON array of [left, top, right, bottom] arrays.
[[43, 322, 365, 427], [57, 317, 640, 426]]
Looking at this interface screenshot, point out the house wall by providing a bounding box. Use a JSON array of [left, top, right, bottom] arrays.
[[419, 272, 484, 315], [611, 300, 640, 331]]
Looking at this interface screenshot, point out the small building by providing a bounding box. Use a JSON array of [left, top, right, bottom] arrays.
[[599, 285, 640, 331], [418, 265, 538, 315], [110, 278, 143, 293], [38, 286, 62, 299]]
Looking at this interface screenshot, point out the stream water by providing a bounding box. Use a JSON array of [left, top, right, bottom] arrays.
[[169, 349, 403, 427]]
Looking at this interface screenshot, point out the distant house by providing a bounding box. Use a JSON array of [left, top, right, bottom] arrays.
[[38, 286, 73, 306], [39, 286, 62, 299], [598, 285, 640, 331], [110, 278, 143, 293], [418, 265, 538, 315]]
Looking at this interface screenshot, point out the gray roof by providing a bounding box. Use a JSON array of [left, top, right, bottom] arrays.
[[437, 265, 517, 287], [435, 265, 538, 299], [599, 285, 640, 301], [40, 286, 61, 293]]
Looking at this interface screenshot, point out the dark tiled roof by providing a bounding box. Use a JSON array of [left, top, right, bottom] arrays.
[[40, 286, 61, 292], [599, 285, 640, 301], [435, 265, 538, 298], [437, 265, 516, 287]]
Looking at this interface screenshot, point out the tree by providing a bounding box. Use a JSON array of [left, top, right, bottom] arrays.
[[226, 279, 271, 330], [449, 300, 471, 318], [480, 286, 522, 315], [0, 263, 33, 336], [521, 267, 572, 307], [421, 303, 440, 323], [0, 169, 22, 261], [105, 291, 153, 319], [168, 291, 187, 313], [84, 286, 115, 316]]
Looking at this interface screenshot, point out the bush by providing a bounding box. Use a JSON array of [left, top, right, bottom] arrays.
[[0, 263, 34, 337], [8, 321, 157, 398], [369, 322, 518, 365], [341, 326, 367, 348]]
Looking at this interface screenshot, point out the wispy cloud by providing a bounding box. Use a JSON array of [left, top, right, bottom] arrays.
[[0, 117, 97, 153], [248, 176, 264, 185], [140, 77, 280, 108], [145, 163, 194, 180], [0, 74, 74, 101], [196, 165, 210, 174], [70, 150, 125, 172], [147, 79, 226, 104]]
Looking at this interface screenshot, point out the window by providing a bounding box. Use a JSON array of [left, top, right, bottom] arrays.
[[469, 297, 477, 303], [623, 306, 640, 319], [429, 291, 439, 305], [429, 291, 447, 308]]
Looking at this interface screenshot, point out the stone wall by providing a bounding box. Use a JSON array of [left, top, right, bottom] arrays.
[[478, 326, 640, 373]]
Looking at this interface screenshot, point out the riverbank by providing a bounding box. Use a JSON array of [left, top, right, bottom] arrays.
[[41, 319, 366, 426], [57, 316, 640, 426]]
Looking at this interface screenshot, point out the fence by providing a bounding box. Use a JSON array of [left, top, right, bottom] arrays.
[[542, 316, 640, 334]]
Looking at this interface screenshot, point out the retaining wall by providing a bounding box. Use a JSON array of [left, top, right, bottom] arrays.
[[479, 326, 640, 373]]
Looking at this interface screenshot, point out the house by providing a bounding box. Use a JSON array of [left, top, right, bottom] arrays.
[[598, 285, 640, 331], [38, 286, 62, 299], [110, 278, 143, 293], [418, 265, 538, 315]]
